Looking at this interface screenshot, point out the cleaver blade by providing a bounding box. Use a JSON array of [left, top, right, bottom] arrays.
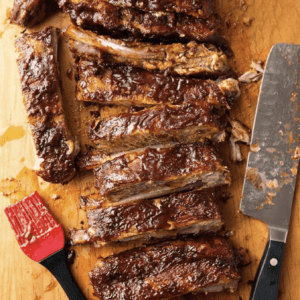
[[241, 43, 300, 300]]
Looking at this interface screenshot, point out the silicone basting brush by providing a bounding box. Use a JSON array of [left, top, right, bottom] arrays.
[[4, 191, 86, 300]]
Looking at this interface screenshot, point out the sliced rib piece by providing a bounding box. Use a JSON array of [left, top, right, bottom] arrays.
[[90, 237, 248, 300], [66, 25, 230, 77], [58, 0, 219, 42], [15, 27, 78, 184], [93, 143, 231, 202], [71, 190, 224, 247], [76, 59, 240, 107], [99, 0, 214, 18], [77, 135, 229, 172], [89, 101, 225, 153], [11, 0, 56, 27]]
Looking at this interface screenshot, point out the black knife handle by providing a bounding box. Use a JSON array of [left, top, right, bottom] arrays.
[[40, 249, 86, 300], [251, 240, 285, 300]]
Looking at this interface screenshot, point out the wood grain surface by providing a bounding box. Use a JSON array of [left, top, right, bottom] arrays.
[[1, 1, 300, 300]]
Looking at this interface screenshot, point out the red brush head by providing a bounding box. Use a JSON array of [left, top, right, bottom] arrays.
[[4, 192, 65, 262]]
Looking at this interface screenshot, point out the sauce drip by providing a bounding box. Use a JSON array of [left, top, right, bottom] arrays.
[[0, 126, 25, 147]]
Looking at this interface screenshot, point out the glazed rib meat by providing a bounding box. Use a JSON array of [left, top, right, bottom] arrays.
[[90, 237, 248, 300], [98, 0, 214, 18], [89, 100, 226, 153], [93, 143, 231, 202], [11, 0, 56, 27], [15, 27, 78, 184], [71, 190, 224, 247], [58, 0, 219, 42], [76, 59, 240, 107], [66, 25, 230, 76]]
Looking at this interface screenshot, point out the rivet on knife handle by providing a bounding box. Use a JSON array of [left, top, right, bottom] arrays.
[[250, 237, 285, 299]]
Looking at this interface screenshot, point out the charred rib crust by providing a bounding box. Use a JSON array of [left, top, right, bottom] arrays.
[[76, 59, 236, 107], [90, 237, 243, 300], [11, 0, 56, 27], [71, 190, 224, 246], [93, 143, 230, 202], [58, 0, 219, 42], [98, 0, 214, 18], [15, 27, 77, 184]]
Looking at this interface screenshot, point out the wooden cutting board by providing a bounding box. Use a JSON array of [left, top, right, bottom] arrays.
[[1, 0, 300, 299]]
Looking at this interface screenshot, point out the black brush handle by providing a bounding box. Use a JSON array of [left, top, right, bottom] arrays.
[[40, 249, 86, 300], [251, 240, 285, 300]]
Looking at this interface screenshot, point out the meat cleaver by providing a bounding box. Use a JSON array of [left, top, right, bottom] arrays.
[[241, 43, 300, 299]]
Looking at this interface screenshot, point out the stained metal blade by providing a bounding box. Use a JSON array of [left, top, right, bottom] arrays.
[[240, 43, 300, 242]]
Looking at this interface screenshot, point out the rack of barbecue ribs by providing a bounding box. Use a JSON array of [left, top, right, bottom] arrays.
[[11, 0, 57, 27], [58, 0, 219, 42], [10, 0, 251, 298], [15, 27, 79, 184], [70, 190, 224, 247], [74, 59, 240, 107], [83, 0, 214, 19], [66, 25, 230, 77], [89, 237, 250, 300], [92, 143, 230, 202]]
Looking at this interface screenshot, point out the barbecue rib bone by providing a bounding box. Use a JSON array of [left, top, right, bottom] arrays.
[[66, 25, 230, 76]]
